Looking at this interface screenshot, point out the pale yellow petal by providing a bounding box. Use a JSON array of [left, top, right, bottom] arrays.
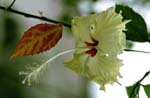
[[64, 52, 89, 76], [65, 51, 123, 90], [86, 51, 123, 90], [72, 7, 129, 55], [91, 7, 128, 55]]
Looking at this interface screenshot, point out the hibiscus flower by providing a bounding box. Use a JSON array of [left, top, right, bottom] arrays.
[[65, 7, 130, 90]]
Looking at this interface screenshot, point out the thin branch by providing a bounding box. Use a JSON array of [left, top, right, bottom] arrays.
[[0, 5, 71, 27], [139, 71, 150, 82], [129, 70, 150, 98], [7, 0, 16, 9], [124, 49, 150, 54]]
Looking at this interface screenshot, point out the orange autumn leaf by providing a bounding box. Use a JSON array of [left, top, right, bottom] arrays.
[[10, 23, 63, 59]]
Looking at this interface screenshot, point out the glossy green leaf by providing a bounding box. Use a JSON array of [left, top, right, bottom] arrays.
[[126, 84, 140, 98], [143, 84, 150, 98], [115, 4, 148, 42]]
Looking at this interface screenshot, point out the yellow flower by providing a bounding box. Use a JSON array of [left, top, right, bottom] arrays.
[[65, 7, 130, 90]]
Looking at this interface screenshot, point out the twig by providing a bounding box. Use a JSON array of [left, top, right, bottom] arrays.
[[0, 5, 71, 27], [7, 0, 16, 9], [129, 70, 150, 98], [124, 49, 150, 54]]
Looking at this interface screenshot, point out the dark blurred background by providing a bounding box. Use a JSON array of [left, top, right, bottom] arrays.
[[0, 0, 150, 98]]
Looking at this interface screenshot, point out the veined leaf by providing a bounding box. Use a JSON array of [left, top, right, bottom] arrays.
[[126, 84, 140, 98], [143, 84, 150, 98], [116, 4, 148, 42], [10, 23, 63, 59]]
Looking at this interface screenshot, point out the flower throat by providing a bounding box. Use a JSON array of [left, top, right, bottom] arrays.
[[85, 37, 98, 57]]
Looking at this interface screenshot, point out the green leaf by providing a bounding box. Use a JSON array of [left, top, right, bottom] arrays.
[[126, 84, 140, 98], [148, 33, 150, 42], [115, 4, 148, 42], [143, 84, 150, 98]]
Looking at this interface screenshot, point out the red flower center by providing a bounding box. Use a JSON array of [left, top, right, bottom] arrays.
[[85, 37, 98, 57], [86, 48, 97, 57]]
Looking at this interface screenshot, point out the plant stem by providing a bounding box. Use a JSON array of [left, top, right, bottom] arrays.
[[0, 5, 71, 27], [124, 49, 150, 53], [7, 0, 16, 9]]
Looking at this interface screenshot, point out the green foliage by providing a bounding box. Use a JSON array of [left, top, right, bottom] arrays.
[[115, 4, 148, 42], [148, 33, 150, 42], [126, 84, 140, 98], [143, 84, 150, 98], [126, 71, 150, 98], [0, 13, 23, 98], [126, 40, 134, 48], [91, 0, 98, 2], [3, 15, 20, 48], [63, 0, 81, 6], [60, 0, 81, 24]]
